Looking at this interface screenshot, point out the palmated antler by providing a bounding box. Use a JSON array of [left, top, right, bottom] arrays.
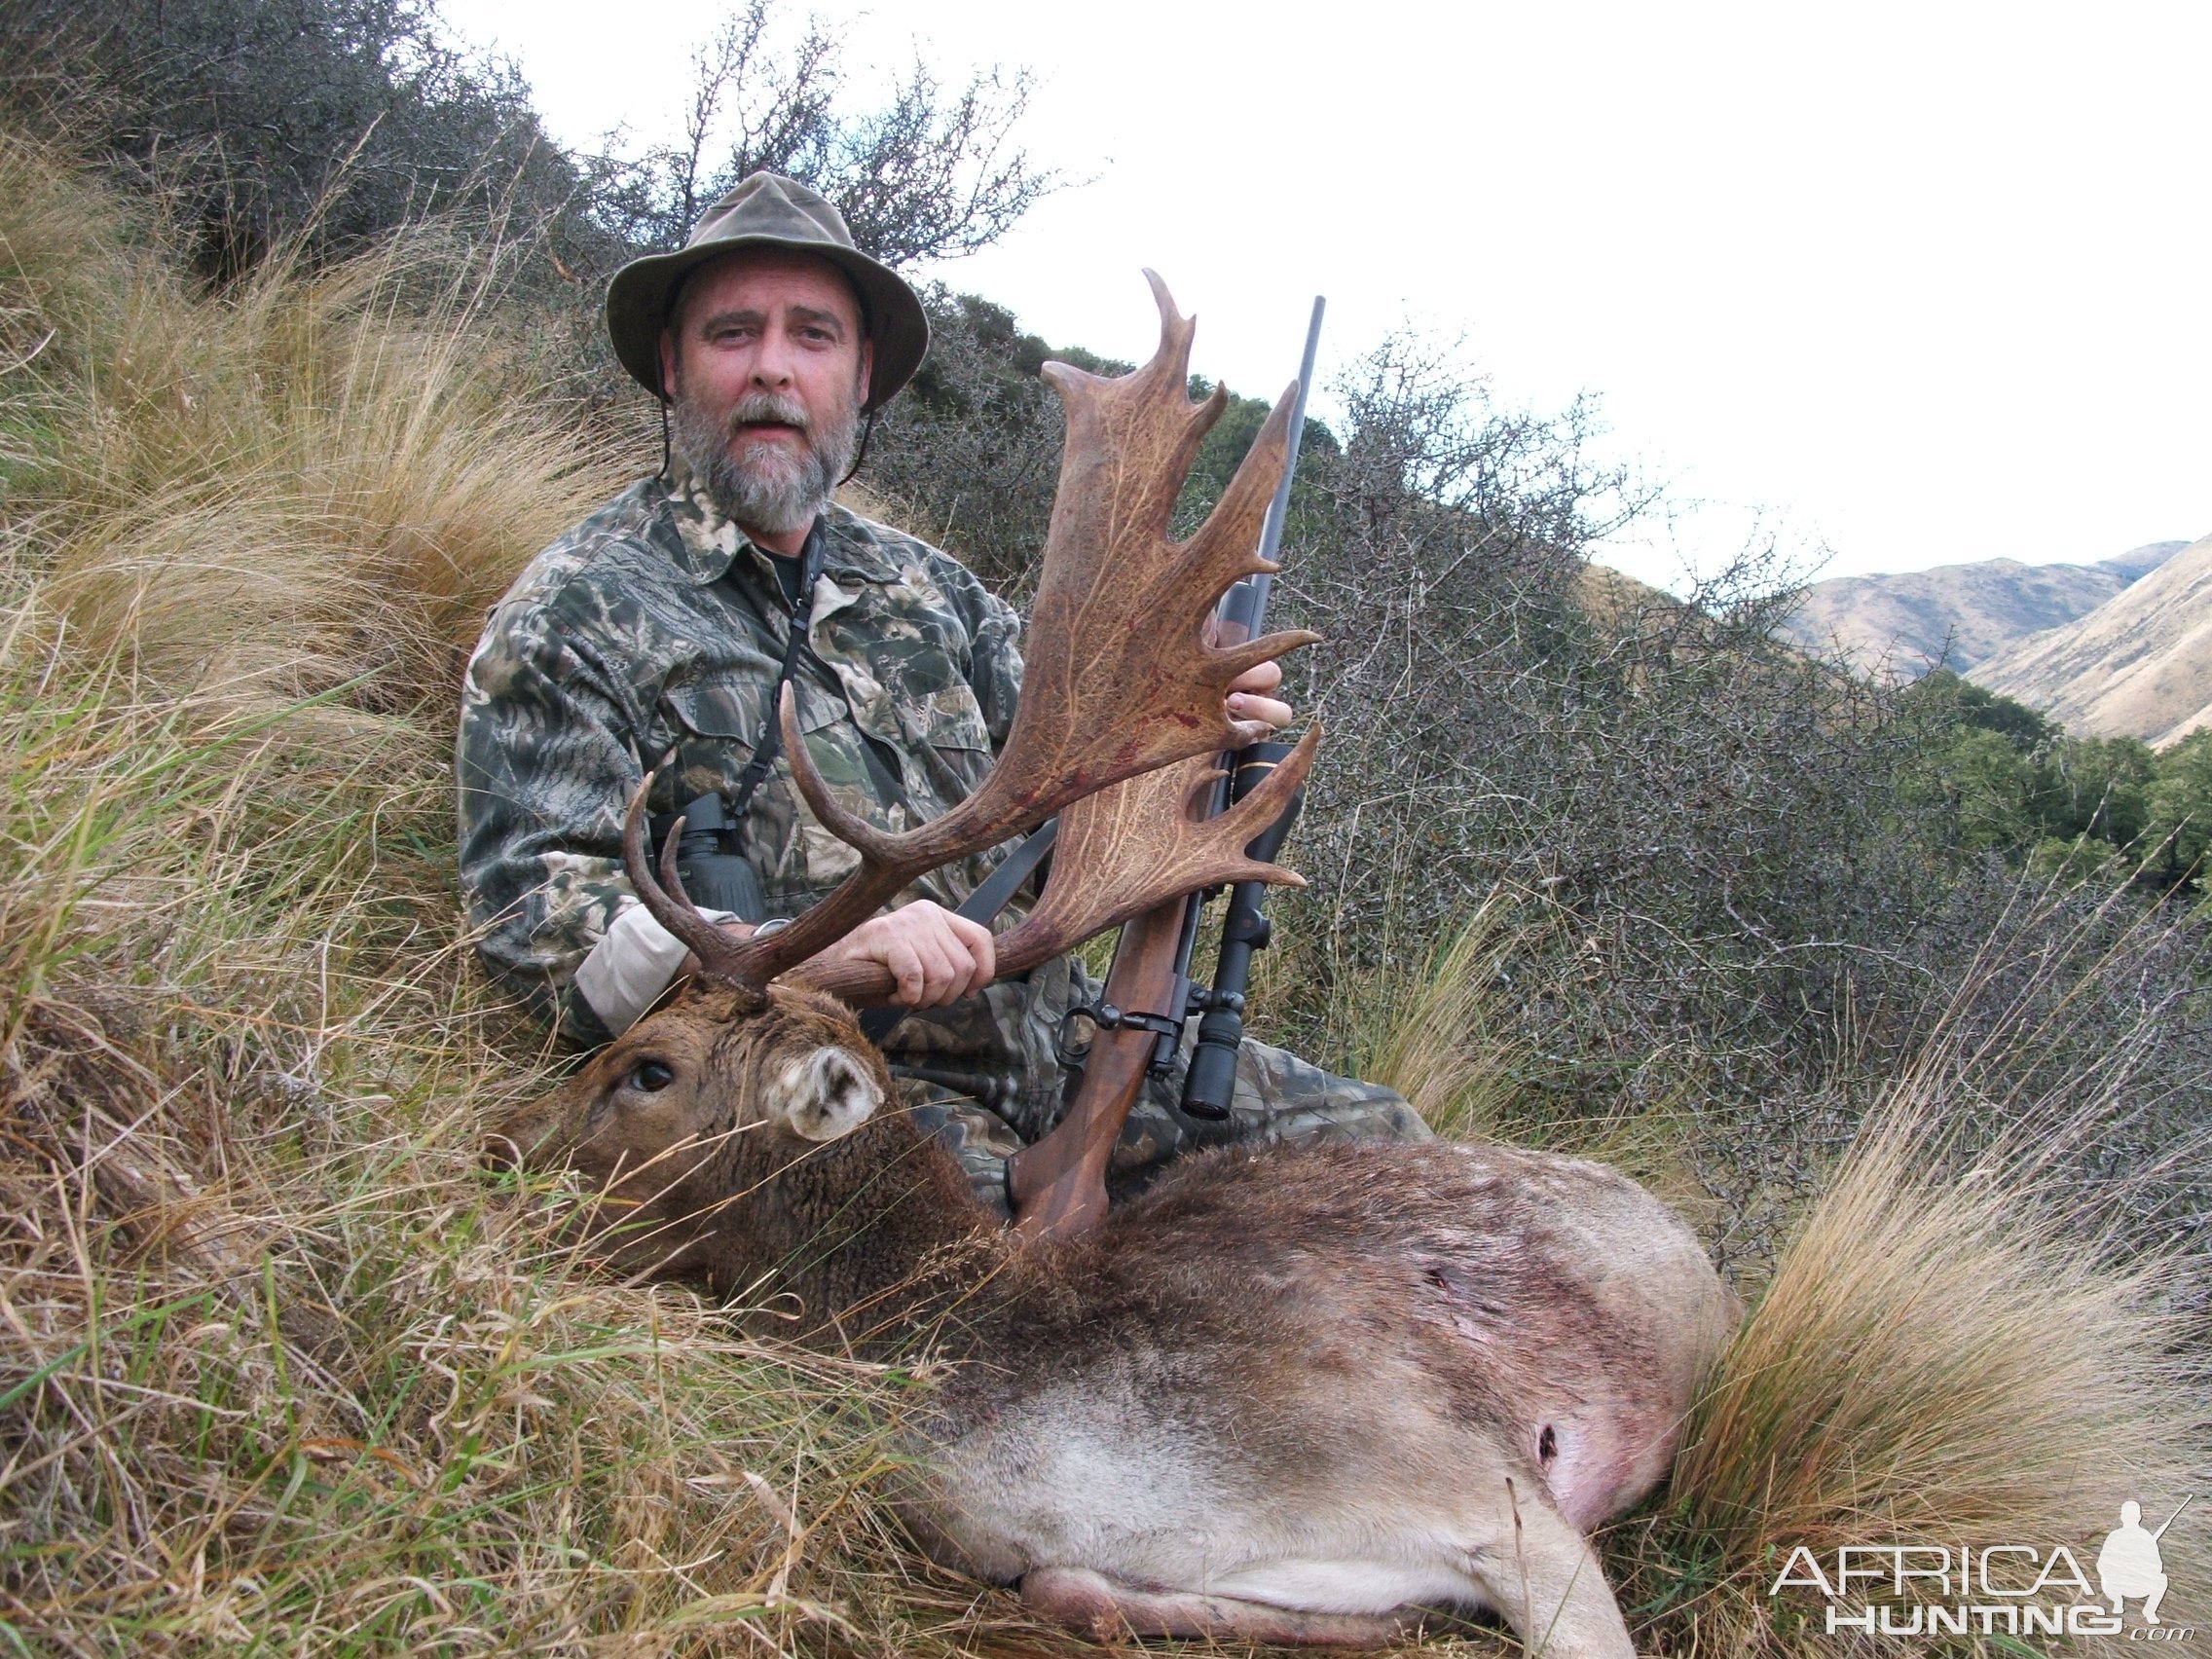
[[986, 735, 1316, 966], [789, 735, 1320, 1003], [627, 271, 1320, 1000]]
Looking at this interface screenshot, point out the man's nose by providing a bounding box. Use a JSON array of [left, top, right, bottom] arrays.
[[749, 331, 797, 389]]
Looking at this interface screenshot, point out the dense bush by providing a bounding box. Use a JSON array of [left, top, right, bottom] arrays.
[[1910, 668, 2212, 889], [0, 0, 600, 282], [858, 289, 1075, 596]]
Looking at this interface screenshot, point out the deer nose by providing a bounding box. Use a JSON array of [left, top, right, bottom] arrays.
[[481, 1127, 527, 1173], [481, 1104, 559, 1173]]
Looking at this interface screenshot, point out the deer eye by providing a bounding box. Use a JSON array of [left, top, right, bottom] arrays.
[[626, 1059, 676, 1093]]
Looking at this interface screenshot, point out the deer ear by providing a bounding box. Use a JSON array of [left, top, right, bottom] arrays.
[[767, 1046, 883, 1142]]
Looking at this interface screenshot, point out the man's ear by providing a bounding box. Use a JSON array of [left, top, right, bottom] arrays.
[[658, 328, 680, 403], [856, 337, 874, 405]]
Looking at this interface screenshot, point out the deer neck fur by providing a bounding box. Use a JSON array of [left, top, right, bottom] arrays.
[[701, 1103, 1020, 1358]]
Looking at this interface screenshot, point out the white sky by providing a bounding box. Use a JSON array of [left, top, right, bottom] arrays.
[[441, 0, 2212, 592]]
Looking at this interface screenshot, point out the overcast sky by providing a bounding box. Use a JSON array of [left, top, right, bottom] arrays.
[[440, 0, 2212, 591]]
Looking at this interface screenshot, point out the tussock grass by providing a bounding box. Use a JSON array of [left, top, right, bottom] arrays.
[[1342, 892, 1532, 1141], [1611, 894, 2210, 1655], [2, 125, 613, 722], [0, 126, 929, 1657], [2, 123, 2204, 1657]]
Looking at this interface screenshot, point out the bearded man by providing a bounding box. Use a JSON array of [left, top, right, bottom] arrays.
[[457, 174, 1426, 1213]]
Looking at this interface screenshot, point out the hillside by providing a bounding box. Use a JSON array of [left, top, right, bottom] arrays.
[[1970, 531, 2212, 746], [1575, 558, 1678, 622], [1778, 540, 2189, 678], [6, 30, 2210, 1655]]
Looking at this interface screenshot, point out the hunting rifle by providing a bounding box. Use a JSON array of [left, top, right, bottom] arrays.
[[1006, 297, 1327, 1241]]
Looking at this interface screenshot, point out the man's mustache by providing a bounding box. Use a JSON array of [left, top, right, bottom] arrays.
[[724, 392, 811, 437]]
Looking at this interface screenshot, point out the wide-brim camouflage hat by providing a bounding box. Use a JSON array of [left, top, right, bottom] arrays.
[[605, 172, 928, 413]]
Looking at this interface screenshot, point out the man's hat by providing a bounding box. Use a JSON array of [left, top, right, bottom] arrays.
[[605, 173, 929, 413]]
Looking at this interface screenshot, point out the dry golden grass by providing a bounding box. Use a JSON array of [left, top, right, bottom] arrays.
[[0, 126, 940, 1657], [1608, 1073, 2208, 1650], [3, 126, 619, 723], [1607, 894, 2211, 1655], [2, 123, 2204, 1658], [1342, 891, 1536, 1141]]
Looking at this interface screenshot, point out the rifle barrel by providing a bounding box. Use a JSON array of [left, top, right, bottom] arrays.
[[1222, 296, 1325, 641], [2152, 1493, 2194, 1539]]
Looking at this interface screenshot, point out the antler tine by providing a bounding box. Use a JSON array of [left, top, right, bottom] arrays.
[[620, 775, 764, 1001], [788, 729, 1322, 1006], [990, 726, 1321, 977], [721, 272, 1322, 990]]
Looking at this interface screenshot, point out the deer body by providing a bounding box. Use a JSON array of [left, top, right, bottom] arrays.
[[494, 984, 1738, 1654], [487, 278, 1740, 1653], [917, 1139, 1732, 1651]]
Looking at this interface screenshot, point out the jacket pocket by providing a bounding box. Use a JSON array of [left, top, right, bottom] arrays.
[[659, 674, 847, 800], [665, 673, 849, 742]]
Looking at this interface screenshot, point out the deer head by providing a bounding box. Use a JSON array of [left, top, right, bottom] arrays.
[[484, 974, 892, 1282], [490, 273, 1321, 1243]]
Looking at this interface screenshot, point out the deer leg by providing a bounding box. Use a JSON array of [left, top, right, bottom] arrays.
[[1461, 1478, 1636, 1659], [1021, 1567, 1419, 1648]]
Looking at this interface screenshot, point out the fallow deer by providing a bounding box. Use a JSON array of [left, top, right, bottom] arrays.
[[487, 276, 1740, 1656]]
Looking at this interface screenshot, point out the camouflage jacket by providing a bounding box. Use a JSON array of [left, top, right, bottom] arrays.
[[457, 472, 1073, 1086]]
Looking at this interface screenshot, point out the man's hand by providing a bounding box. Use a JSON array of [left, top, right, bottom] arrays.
[[1227, 657, 1292, 731], [796, 901, 995, 1008], [682, 902, 995, 1008]]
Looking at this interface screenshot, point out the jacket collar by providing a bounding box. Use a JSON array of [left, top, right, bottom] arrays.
[[656, 469, 903, 588]]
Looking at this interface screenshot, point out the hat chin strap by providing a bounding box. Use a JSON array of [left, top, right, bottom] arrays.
[[837, 409, 878, 489]]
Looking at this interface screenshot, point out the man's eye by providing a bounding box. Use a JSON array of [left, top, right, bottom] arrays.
[[628, 1059, 676, 1092]]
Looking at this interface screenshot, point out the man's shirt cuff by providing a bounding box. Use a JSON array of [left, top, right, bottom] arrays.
[[572, 898, 736, 1035]]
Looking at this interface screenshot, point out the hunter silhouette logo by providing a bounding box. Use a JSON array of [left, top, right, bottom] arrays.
[[2097, 1496, 2191, 1628]]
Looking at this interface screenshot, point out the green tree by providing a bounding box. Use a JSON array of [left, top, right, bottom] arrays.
[[1934, 726, 2040, 854], [1952, 675, 2057, 750], [1913, 670, 2054, 753], [2026, 734, 2155, 850], [2147, 729, 2212, 885]]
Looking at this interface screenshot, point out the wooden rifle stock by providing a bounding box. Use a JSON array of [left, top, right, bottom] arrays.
[[1006, 901, 1187, 1239], [1007, 297, 1326, 1243]]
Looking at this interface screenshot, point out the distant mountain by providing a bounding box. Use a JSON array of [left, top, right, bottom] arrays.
[[1777, 540, 2191, 679], [1970, 532, 2212, 747], [2099, 540, 2193, 584]]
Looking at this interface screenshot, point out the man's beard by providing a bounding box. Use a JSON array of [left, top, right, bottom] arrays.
[[668, 382, 860, 536]]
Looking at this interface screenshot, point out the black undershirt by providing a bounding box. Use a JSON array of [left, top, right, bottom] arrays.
[[766, 548, 807, 612]]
